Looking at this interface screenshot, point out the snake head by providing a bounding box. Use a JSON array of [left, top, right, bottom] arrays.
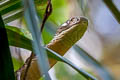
[[55, 16, 88, 36], [48, 16, 88, 55]]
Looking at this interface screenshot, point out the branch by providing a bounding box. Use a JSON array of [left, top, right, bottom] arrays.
[[103, 0, 120, 23]]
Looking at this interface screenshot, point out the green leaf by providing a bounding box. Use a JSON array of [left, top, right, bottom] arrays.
[[0, 0, 20, 13], [6, 26, 33, 51], [46, 48, 96, 80], [49, 0, 69, 25], [12, 57, 23, 71], [73, 45, 114, 80], [0, 0, 21, 15], [1, 0, 48, 23], [0, 14, 15, 80], [3, 10, 23, 24], [23, 0, 51, 79]]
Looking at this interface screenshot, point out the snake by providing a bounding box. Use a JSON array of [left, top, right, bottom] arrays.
[[17, 16, 88, 80]]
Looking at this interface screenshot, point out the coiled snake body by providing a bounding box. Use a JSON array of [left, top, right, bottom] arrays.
[[17, 16, 88, 80]]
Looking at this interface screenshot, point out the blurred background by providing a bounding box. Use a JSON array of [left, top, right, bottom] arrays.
[[2, 0, 120, 80]]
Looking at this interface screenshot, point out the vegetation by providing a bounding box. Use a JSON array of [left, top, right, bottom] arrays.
[[0, 0, 119, 80]]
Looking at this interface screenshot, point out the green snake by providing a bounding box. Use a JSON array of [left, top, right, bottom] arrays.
[[17, 16, 88, 80]]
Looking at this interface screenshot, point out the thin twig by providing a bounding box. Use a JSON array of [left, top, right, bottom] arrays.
[[23, 52, 35, 80], [40, 0, 52, 32], [103, 0, 120, 23], [15, 53, 35, 80]]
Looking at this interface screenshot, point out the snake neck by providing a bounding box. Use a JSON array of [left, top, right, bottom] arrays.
[[47, 22, 88, 56]]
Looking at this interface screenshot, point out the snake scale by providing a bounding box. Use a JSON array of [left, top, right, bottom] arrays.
[[17, 16, 88, 80]]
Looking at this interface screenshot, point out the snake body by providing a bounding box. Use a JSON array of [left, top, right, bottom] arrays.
[[18, 16, 88, 80]]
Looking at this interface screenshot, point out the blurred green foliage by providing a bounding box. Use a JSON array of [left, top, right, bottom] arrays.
[[55, 62, 87, 80], [12, 57, 23, 71], [42, 28, 53, 44], [36, 0, 69, 44], [36, 0, 69, 25], [35, 0, 47, 5], [50, 0, 69, 25]]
